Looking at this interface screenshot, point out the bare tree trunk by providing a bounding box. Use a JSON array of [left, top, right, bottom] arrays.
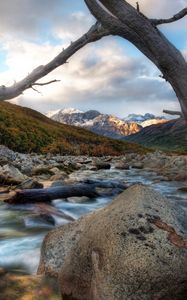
[[85, 0, 187, 118], [4, 181, 126, 204]]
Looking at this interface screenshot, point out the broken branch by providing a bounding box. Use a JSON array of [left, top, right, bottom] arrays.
[[163, 109, 182, 116], [151, 7, 187, 25]]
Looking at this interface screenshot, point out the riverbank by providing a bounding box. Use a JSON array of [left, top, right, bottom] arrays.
[[0, 146, 187, 298]]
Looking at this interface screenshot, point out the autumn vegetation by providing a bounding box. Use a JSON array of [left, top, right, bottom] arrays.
[[0, 102, 147, 156]]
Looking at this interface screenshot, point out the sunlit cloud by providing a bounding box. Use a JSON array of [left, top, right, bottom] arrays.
[[0, 0, 186, 117]]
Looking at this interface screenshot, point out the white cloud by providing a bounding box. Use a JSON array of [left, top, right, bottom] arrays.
[[0, 0, 186, 116], [0, 35, 176, 117]]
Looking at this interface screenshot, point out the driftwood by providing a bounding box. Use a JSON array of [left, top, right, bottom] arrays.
[[4, 180, 127, 204]]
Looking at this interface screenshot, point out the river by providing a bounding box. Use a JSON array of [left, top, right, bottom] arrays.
[[0, 167, 186, 274]]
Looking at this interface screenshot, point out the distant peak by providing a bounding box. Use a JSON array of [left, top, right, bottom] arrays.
[[59, 108, 83, 114], [46, 109, 61, 118], [124, 113, 166, 122]]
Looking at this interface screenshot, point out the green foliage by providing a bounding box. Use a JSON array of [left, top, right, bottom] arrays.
[[0, 102, 148, 155]]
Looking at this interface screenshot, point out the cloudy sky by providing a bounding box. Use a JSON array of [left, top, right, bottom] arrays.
[[0, 0, 186, 117]]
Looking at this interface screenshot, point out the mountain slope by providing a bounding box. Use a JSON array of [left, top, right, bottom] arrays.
[[0, 102, 147, 155], [49, 109, 141, 138], [125, 118, 187, 153]]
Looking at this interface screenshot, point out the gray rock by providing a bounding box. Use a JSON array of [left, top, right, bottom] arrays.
[[0, 145, 16, 161], [114, 162, 130, 170], [38, 184, 187, 300], [50, 173, 68, 181], [18, 178, 43, 189], [131, 162, 144, 169], [0, 164, 28, 184], [67, 196, 90, 203]]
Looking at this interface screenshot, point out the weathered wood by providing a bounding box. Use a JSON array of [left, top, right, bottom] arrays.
[[1, 1, 186, 118], [163, 110, 182, 116], [85, 0, 187, 119], [4, 181, 127, 204], [0, 22, 108, 101]]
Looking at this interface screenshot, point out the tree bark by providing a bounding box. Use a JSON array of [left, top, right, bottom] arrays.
[[85, 0, 187, 119], [0, 22, 108, 101]]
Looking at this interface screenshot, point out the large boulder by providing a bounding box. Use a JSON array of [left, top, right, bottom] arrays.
[[0, 164, 28, 184], [38, 185, 187, 300]]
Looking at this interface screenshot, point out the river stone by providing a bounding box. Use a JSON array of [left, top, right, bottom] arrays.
[[94, 162, 111, 170], [0, 145, 16, 161], [67, 196, 90, 203], [38, 184, 187, 300], [18, 178, 43, 189], [114, 162, 130, 170], [50, 173, 68, 182], [131, 162, 144, 169], [0, 164, 28, 184]]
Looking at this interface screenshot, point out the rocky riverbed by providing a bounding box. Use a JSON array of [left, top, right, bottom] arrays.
[[0, 145, 187, 299]]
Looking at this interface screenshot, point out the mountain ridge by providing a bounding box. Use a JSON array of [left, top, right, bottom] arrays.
[[47, 108, 167, 138], [0, 102, 147, 155], [125, 118, 187, 153]]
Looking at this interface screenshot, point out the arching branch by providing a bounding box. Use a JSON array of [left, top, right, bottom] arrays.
[[85, 0, 147, 41], [85, 0, 187, 120], [0, 22, 109, 101], [163, 110, 182, 117], [151, 7, 187, 25]]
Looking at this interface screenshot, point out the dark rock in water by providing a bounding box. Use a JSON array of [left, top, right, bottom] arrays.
[[131, 162, 144, 169], [178, 187, 187, 192], [24, 213, 55, 227], [38, 184, 187, 300], [94, 162, 111, 170]]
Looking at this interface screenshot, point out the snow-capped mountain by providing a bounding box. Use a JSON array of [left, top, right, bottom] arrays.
[[46, 108, 83, 118], [123, 113, 168, 127], [46, 108, 141, 138], [124, 113, 166, 123], [46, 109, 61, 118]]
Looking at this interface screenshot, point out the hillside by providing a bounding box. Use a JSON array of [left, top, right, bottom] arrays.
[[0, 102, 147, 156], [48, 108, 141, 138], [125, 118, 187, 153]]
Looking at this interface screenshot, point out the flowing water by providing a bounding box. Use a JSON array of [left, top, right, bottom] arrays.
[[0, 167, 187, 274]]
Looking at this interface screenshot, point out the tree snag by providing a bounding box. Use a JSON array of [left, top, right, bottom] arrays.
[[0, 1, 186, 119], [85, 0, 187, 119]]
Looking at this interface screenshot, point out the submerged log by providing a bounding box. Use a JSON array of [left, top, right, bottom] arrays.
[[4, 181, 127, 204], [34, 203, 75, 222]]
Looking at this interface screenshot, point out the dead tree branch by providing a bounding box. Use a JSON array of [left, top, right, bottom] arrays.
[[85, 0, 187, 119], [0, 22, 109, 101], [33, 79, 61, 86], [151, 7, 187, 25], [163, 110, 182, 117]]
